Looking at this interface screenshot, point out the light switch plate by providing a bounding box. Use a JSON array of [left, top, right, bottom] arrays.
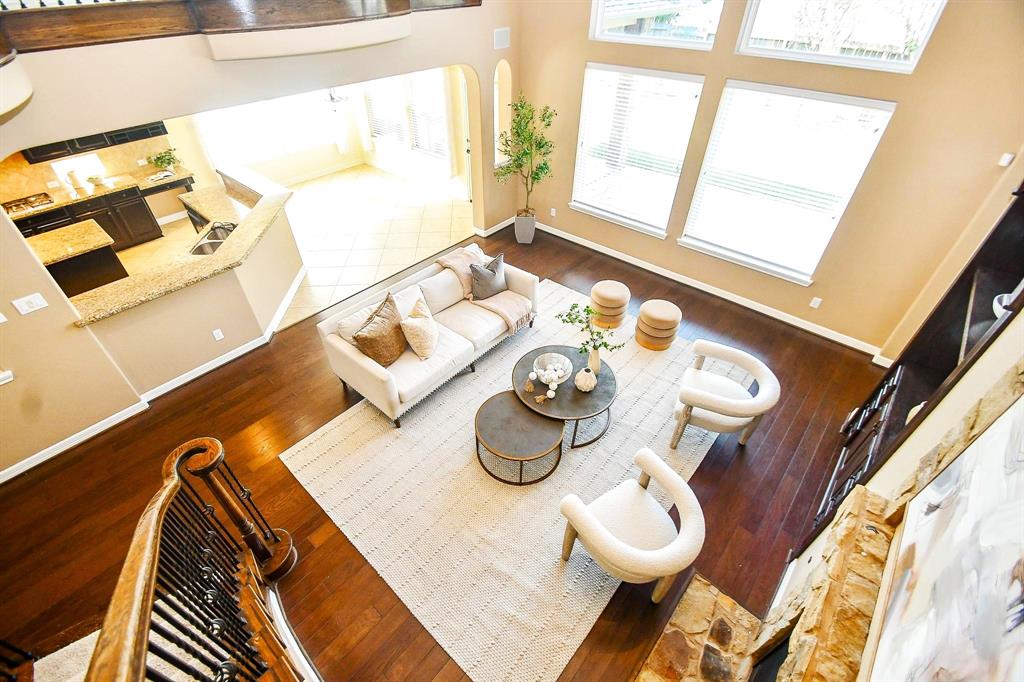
[[46, 180, 60, 189], [809, 297, 822, 309], [493, 27, 511, 50], [12, 293, 48, 315], [137, 159, 147, 166], [0, 311, 6, 324], [0, 370, 13, 386], [212, 328, 225, 341]]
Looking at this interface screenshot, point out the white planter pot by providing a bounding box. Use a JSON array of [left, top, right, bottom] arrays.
[[515, 215, 536, 244]]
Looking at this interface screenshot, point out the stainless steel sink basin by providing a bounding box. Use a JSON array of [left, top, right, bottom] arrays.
[[190, 241, 223, 256], [206, 225, 235, 240]]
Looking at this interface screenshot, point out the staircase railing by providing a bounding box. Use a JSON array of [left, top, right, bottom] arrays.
[[85, 437, 311, 681]]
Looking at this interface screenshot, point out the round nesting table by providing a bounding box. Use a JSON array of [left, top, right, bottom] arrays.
[[512, 345, 617, 449], [475, 391, 564, 485]]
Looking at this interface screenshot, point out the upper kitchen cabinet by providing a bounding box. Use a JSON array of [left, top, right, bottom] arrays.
[[22, 122, 168, 164]]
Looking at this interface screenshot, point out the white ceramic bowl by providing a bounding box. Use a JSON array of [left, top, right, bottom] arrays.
[[533, 352, 572, 386], [993, 293, 1013, 319]]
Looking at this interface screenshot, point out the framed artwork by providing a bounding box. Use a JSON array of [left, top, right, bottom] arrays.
[[870, 395, 1024, 680]]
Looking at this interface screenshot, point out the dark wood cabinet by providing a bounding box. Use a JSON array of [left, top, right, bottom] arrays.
[[17, 187, 162, 251], [797, 184, 1024, 553], [22, 122, 168, 164]]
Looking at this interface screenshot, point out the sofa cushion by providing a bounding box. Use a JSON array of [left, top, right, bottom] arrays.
[[434, 300, 507, 350], [419, 268, 464, 314], [353, 294, 406, 367], [389, 324, 474, 403], [470, 252, 508, 300]]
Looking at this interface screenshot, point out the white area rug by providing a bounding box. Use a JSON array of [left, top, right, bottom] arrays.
[[281, 279, 750, 682]]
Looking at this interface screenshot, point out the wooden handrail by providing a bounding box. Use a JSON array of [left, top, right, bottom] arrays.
[[0, 0, 482, 53], [84, 438, 304, 681]]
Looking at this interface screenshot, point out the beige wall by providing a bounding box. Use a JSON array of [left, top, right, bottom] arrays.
[[234, 210, 304, 333], [518, 0, 1024, 349], [163, 115, 220, 189], [0, 216, 141, 473]]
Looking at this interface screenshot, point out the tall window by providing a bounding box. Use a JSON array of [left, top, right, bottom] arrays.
[[364, 69, 450, 160], [680, 81, 894, 285], [493, 60, 512, 167], [571, 63, 703, 237], [590, 0, 725, 50], [738, 0, 947, 73]]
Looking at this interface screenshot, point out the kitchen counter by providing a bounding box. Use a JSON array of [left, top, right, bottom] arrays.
[[6, 166, 195, 221], [26, 219, 114, 266], [70, 176, 292, 326]]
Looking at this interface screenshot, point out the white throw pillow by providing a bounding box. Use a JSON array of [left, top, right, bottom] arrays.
[[392, 284, 426, 318], [418, 269, 464, 314], [400, 298, 438, 360]]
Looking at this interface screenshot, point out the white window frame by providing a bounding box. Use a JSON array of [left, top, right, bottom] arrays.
[[589, 0, 717, 52], [569, 62, 704, 239], [678, 79, 896, 286], [736, 0, 947, 75]]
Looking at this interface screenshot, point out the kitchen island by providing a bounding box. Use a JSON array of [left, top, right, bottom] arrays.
[[26, 219, 129, 297]]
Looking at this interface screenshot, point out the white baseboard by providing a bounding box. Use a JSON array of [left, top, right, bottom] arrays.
[[0, 400, 150, 485], [533, 221, 886, 360], [157, 210, 188, 226], [140, 335, 269, 402], [475, 217, 513, 238], [264, 265, 307, 337]]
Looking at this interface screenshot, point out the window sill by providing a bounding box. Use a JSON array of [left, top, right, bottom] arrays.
[[677, 235, 813, 286], [735, 45, 917, 74], [568, 201, 667, 240]]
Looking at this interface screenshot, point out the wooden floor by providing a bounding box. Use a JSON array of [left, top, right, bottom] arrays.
[[0, 227, 883, 679]]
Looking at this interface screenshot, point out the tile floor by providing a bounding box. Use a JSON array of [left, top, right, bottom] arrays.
[[276, 165, 474, 329], [117, 217, 199, 275]]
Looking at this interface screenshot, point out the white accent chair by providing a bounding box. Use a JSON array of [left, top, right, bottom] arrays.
[[670, 340, 781, 449], [559, 448, 705, 604]]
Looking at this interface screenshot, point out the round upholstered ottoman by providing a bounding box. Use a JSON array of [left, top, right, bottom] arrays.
[[590, 280, 630, 329], [637, 299, 681, 351]]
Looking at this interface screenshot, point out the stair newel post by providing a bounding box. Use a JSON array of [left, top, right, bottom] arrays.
[[181, 437, 297, 581]]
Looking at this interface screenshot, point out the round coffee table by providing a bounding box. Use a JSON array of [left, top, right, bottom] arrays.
[[512, 345, 617, 449], [475, 391, 564, 485]]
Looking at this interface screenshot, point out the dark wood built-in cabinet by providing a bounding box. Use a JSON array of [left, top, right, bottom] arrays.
[[15, 187, 161, 251], [21, 122, 168, 164], [799, 183, 1024, 552]]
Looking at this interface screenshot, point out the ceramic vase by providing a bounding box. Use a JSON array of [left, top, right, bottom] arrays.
[[575, 366, 597, 392], [587, 348, 600, 375]]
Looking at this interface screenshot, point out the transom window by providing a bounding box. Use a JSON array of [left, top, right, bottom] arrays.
[[590, 0, 726, 51], [737, 0, 947, 74], [570, 63, 703, 237], [680, 81, 894, 285]]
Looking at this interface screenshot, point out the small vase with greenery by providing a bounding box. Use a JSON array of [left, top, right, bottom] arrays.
[[556, 302, 624, 375], [148, 148, 181, 172], [494, 94, 556, 245]]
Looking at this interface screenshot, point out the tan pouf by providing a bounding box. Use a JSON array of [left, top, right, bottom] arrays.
[[639, 299, 682, 330], [637, 319, 676, 338], [635, 328, 674, 351], [637, 299, 681, 351], [591, 280, 631, 329], [589, 301, 627, 317]]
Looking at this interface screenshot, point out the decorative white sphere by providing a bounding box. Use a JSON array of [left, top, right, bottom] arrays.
[[546, 389, 556, 399], [528, 371, 537, 381], [548, 382, 558, 391], [546, 364, 554, 372]]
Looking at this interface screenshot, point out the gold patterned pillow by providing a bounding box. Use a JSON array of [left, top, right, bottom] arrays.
[[400, 298, 439, 360], [353, 294, 406, 367]]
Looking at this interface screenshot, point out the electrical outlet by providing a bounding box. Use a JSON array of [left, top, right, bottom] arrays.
[[0, 311, 6, 324], [12, 293, 47, 315], [137, 159, 147, 166], [212, 328, 225, 341], [550, 208, 556, 217], [46, 180, 60, 189], [809, 297, 822, 309], [0, 369, 13, 386], [998, 152, 1016, 167]]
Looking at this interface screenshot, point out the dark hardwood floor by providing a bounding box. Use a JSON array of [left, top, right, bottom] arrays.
[[0, 226, 883, 679]]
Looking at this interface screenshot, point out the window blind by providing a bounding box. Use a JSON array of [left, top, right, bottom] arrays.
[[570, 63, 703, 235], [681, 81, 894, 282], [406, 69, 449, 159], [365, 78, 408, 145]]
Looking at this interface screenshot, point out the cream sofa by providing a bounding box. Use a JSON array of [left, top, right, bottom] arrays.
[[316, 244, 539, 426]]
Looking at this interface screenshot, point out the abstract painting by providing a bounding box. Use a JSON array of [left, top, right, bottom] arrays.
[[871, 395, 1024, 681]]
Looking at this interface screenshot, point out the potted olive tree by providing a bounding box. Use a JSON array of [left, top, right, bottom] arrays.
[[494, 94, 556, 244]]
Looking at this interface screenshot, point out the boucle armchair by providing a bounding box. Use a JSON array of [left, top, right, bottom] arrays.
[[670, 339, 781, 449], [560, 448, 705, 604]]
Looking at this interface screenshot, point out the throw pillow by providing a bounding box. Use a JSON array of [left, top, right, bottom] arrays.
[[470, 252, 508, 300], [336, 300, 380, 344], [400, 298, 439, 360], [353, 294, 406, 367]]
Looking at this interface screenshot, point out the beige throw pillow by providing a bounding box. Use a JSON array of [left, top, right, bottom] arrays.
[[400, 298, 438, 360], [353, 294, 406, 367]]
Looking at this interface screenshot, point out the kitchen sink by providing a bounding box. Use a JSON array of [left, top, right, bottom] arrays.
[[206, 223, 237, 240], [190, 241, 222, 256]]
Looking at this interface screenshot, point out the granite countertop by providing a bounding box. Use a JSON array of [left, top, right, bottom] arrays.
[[70, 183, 292, 326], [26, 219, 114, 266], [7, 166, 195, 220], [178, 187, 248, 225]]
